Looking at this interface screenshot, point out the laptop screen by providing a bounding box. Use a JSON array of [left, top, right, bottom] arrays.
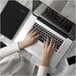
[[42, 7, 75, 33], [1, 1, 29, 39], [41, 7, 75, 40]]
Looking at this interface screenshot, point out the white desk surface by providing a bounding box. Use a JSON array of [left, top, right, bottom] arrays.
[[0, 0, 75, 75]]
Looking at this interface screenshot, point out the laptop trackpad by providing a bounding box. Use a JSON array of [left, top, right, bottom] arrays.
[[25, 41, 43, 58]]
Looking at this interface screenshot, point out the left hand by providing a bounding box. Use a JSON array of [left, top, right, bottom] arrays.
[[18, 29, 40, 49]]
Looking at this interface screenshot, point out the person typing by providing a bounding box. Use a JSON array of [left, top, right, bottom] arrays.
[[0, 29, 56, 76]]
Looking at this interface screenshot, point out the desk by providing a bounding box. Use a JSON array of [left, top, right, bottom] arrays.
[[0, 0, 75, 75]]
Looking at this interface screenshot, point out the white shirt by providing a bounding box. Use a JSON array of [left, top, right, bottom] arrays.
[[0, 43, 48, 76]]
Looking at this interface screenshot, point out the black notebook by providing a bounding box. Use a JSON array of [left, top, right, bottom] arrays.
[[1, 1, 29, 39]]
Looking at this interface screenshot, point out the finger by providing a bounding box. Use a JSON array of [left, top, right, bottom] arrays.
[[50, 40, 56, 55], [49, 38, 53, 47], [48, 38, 52, 50], [28, 28, 36, 35], [31, 30, 39, 37], [32, 34, 40, 43], [33, 34, 40, 40], [47, 38, 53, 53], [45, 38, 49, 48], [43, 40, 46, 48], [52, 41, 57, 51], [52, 41, 56, 51], [52, 40, 56, 50]]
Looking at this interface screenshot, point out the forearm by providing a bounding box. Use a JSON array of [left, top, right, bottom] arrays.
[[0, 43, 19, 59], [37, 59, 49, 76]]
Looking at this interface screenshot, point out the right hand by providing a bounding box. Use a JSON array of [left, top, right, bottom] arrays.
[[41, 38, 56, 67]]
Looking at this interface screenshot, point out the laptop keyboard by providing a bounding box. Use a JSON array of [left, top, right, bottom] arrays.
[[32, 23, 63, 52]]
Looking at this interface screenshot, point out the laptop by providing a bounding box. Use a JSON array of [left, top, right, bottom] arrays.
[[13, 2, 75, 72], [0, 1, 29, 40]]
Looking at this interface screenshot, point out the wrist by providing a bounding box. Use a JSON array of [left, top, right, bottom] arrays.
[[18, 41, 27, 49], [41, 58, 49, 67]]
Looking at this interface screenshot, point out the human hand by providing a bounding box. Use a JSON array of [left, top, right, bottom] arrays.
[[18, 29, 40, 49], [41, 38, 56, 67]]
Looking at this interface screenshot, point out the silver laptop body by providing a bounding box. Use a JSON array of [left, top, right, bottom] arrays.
[[13, 3, 75, 72]]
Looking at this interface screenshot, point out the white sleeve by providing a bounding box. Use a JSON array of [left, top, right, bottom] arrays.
[[37, 66, 49, 76], [0, 43, 19, 59]]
